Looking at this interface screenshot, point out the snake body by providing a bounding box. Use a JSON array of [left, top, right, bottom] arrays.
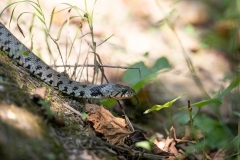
[[0, 22, 135, 100]]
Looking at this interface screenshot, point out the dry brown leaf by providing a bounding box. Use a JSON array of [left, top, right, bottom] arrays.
[[163, 136, 174, 152], [86, 104, 131, 145], [169, 141, 178, 156]]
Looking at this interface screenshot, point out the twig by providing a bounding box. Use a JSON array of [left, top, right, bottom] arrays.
[[117, 101, 135, 132], [97, 34, 114, 46], [103, 141, 166, 159], [82, 4, 135, 133], [63, 103, 82, 117], [63, 103, 84, 125], [156, 1, 209, 99], [51, 64, 140, 70]]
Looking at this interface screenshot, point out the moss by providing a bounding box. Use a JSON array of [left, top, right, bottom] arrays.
[[0, 51, 68, 159], [0, 51, 116, 159]]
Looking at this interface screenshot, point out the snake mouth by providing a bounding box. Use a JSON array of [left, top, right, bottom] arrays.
[[110, 90, 135, 100], [120, 89, 128, 98], [119, 89, 135, 99], [113, 92, 121, 99]]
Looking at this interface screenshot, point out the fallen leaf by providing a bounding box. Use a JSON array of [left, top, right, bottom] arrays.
[[86, 104, 131, 145]]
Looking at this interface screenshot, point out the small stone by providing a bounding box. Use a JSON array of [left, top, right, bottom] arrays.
[[33, 87, 47, 99]]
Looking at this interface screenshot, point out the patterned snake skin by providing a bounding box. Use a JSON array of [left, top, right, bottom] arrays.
[[0, 22, 135, 100]]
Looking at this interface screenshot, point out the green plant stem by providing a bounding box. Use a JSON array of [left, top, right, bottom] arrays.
[[188, 100, 211, 159], [169, 106, 174, 128], [155, 0, 209, 100], [188, 100, 193, 127]]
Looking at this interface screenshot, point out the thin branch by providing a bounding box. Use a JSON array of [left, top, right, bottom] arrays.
[[63, 103, 82, 117], [97, 34, 114, 46], [51, 64, 140, 70]]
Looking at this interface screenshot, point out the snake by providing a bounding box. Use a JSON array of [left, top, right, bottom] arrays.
[[0, 22, 135, 100]]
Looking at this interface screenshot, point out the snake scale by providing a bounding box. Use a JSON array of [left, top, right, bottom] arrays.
[[0, 22, 135, 100]]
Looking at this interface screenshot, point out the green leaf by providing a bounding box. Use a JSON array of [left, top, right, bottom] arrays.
[[233, 111, 240, 117], [143, 52, 149, 57], [193, 114, 232, 148], [56, 16, 80, 41], [123, 57, 171, 87], [149, 135, 156, 143], [38, 100, 50, 109], [101, 99, 116, 107], [150, 57, 171, 73], [48, 6, 56, 30], [123, 61, 150, 86], [183, 24, 196, 36], [23, 51, 29, 56], [179, 98, 222, 110], [38, 100, 53, 117], [135, 141, 152, 151], [144, 93, 186, 114], [218, 76, 240, 100], [179, 77, 240, 110], [132, 71, 159, 91], [81, 113, 88, 120]]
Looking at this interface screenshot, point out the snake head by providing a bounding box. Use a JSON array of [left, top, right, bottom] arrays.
[[102, 83, 135, 100]]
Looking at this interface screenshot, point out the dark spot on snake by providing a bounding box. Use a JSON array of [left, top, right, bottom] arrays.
[[7, 33, 11, 37], [4, 40, 11, 45], [15, 56, 21, 60], [70, 92, 75, 96], [46, 66, 50, 70], [47, 74, 52, 78], [26, 64, 31, 69], [36, 65, 42, 70], [48, 80, 53, 85], [56, 81, 63, 87], [8, 53, 13, 58], [90, 85, 107, 97], [25, 57, 31, 62], [5, 47, 10, 52], [63, 86, 68, 92], [80, 91, 85, 97], [73, 86, 78, 90], [82, 84, 87, 88], [35, 58, 41, 62], [90, 90, 104, 97], [1, 46, 10, 53], [36, 72, 42, 77], [57, 74, 61, 77], [68, 80, 73, 84], [0, 32, 2, 36], [16, 41, 21, 45], [114, 92, 120, 97]]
